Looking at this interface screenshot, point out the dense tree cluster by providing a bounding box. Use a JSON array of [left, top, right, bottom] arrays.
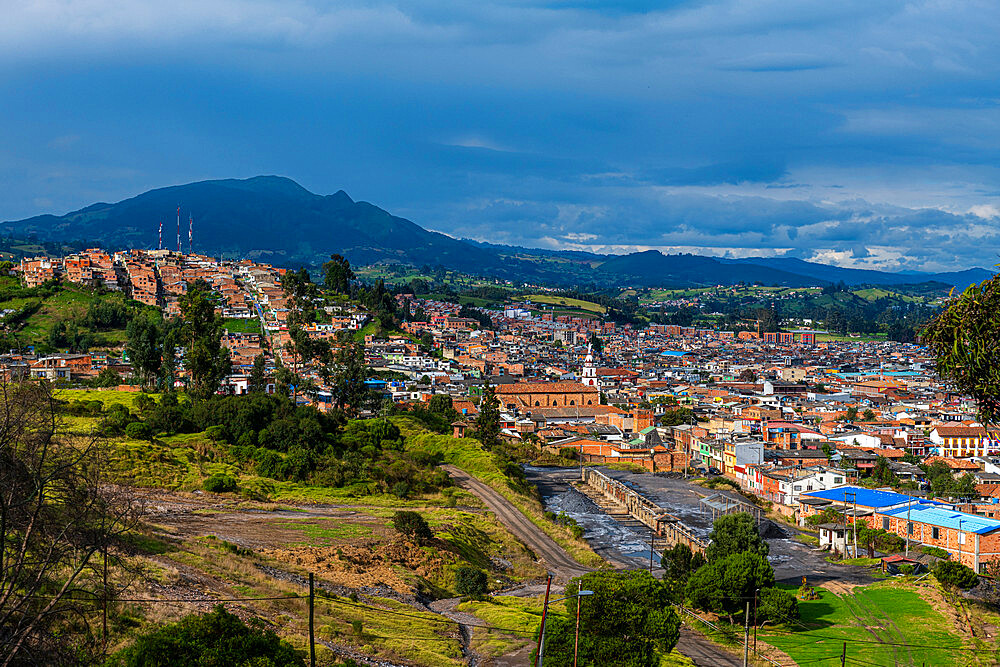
[[541, 570, 680, 667], [680, 513, 798, 625]]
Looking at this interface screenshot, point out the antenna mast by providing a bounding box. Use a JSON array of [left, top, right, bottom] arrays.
[[188, 213, 193, 254], [158, 219, 163, 250], [176, 206, 181, 254]]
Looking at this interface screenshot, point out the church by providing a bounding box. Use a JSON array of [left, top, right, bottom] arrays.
[[495, 344, 600, 410]]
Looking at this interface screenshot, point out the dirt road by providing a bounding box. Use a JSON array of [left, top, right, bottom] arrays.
[[442, 464, 591, 581]]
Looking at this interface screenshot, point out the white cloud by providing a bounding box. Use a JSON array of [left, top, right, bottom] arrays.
[[969, 204, 1000, 219]]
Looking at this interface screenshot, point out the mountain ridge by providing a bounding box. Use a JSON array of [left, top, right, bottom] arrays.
[[3, 175, 991, 290]]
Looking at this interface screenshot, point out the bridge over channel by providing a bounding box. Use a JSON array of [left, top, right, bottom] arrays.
[[580, 468, 709, 555]]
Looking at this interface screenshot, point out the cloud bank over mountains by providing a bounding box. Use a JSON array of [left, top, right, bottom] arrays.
[[1, 0, 999, 271]]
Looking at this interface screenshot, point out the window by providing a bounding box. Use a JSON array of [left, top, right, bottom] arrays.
[[793, 485, 801, 491], [958, 532, 966, 545], [535, 401, 540, 407], [835, 477, 843, 484], [907, 522, 914, 535], [882, 518, 889, 530], [932, 527, 939, 540], [569, 400, 575, 406]]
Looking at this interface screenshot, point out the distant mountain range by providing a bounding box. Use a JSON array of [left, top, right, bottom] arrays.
[[3, 175, 992, 290]]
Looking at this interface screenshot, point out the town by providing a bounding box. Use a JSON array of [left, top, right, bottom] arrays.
[[14, 247, 1000, 571]]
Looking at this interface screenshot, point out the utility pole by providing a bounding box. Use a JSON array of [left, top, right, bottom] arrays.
[[649, 526, 655, 573], [743, 600, 750, 667], [905, 495, 912, 557], [753, 588, 759, 654], [534, 574, 552, 667], [848, 490, 858, 559], [840, 641, 846, 666], [308, 572, 316, 667]]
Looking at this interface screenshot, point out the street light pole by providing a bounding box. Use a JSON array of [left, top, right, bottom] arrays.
[[574, 592, 583, 667], [537, 588, 594, 667]]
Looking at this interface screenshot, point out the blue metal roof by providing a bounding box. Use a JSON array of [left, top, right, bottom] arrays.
[[800, 486, 917, 509], [660, 350, 693, 357], [881, 504, 1000, 535]]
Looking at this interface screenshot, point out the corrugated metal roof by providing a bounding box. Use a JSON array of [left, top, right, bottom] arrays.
[[880, 504, 1000, 534], [800, 486, 915, 509]]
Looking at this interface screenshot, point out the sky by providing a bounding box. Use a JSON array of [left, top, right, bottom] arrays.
[[2, 0, 1000, 272]]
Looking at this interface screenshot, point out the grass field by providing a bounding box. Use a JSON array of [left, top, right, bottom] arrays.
[[223, 317, 262, 334], [758, 583, 969, 667], [524, 294, 606, 314]]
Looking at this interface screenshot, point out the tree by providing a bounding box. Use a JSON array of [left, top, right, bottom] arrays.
[[862, 409, 876, 421], [178, 284, 231, 398], [738, 368, 757, 383], [661, 543, 705, 583], [95, 366, 122, 388], [125, 310, 163, 390], [106, 605, 304, 667], [331, 341, 371, 416], [871, 456, 898, 486], [392, 510, 432, 544], [476, 381, 502, 451], [427, 393, 454, 415], [542, 571, 680, 667], [0, 380, 143, 665], [686, 552, 775, 619], [454, 566, 488, 597], [706, 513, 768, 562], [659, 407, 695, 427], [933, 560, 979, 589], [322, 253, 354, 294], [248, 353, 267, 394], [419, 331, 434, 351], [923, 275, 1000, 425], [757, 587, 799, 624], [124, 421, 152, 441]]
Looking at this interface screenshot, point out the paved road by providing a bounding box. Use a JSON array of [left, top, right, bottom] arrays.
[[442, 464, 591, 581], [676, 627, 742, 667]]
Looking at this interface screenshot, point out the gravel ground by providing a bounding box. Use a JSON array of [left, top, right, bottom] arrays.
[[524, 465, 875, 586]]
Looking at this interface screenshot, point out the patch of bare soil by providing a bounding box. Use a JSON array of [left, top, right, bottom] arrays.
[[260, 540, 452, 595], [820, 580, 860, 596]]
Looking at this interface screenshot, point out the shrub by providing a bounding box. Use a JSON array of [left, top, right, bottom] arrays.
[[391, 482, 410, 499], [203, 473, 239, 494], [205, 425, 227, 443], [933, 560, 978, 589], [351, 620, 363, 637], [921, 546, 950, 560], [392, 511, 432, 543], [123, 421, 152, 441], [105, 605, 304, 667], [756, 587, 798, 624], [455, 566, 488, 597]]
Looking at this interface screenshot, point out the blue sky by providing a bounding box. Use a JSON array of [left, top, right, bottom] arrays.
[[2, 0, 1000, 271]]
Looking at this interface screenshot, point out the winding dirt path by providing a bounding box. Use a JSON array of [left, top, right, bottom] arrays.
[[442, 464, 591, 582]]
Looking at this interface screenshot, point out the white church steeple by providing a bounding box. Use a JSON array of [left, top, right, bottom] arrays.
[[582, 342, 598, 387]]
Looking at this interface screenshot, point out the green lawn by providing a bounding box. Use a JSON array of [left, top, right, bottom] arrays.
[[223, 317, 262, 334], [759, 583, 967, 666]]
